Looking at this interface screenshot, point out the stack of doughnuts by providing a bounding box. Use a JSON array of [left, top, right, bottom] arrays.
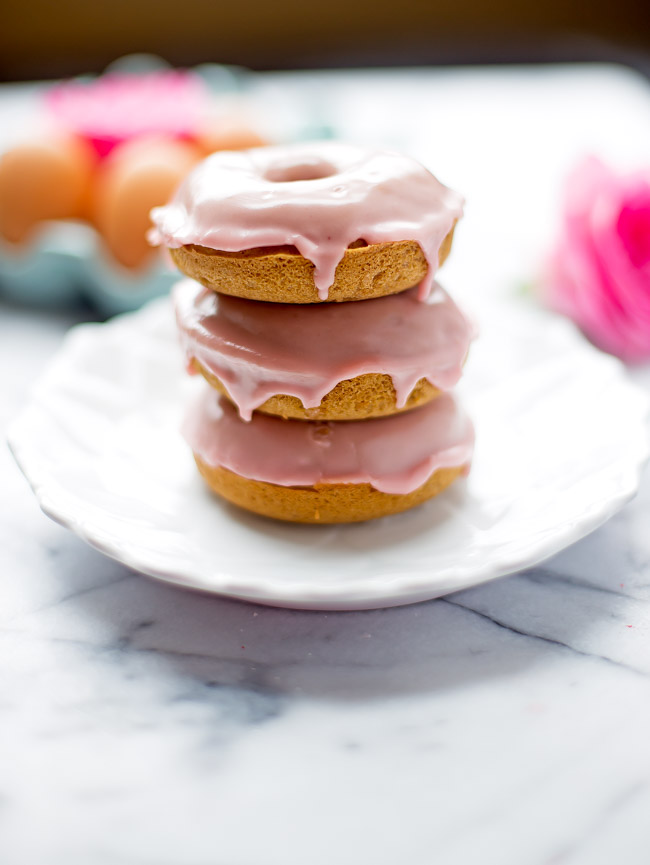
[[151, 142, 474, 523]]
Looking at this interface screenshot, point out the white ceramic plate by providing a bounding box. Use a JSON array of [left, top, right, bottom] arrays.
[[8, 296, 649, 610]]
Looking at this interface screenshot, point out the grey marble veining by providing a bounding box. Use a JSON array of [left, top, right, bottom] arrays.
[[2, 299, 650, 865]]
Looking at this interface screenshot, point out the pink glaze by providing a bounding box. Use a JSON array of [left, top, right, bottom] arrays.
[[174, 278, 473, 421], [184, 389, 474, 495], [150, 142, 463, 300], [46, 71, 208, 159]]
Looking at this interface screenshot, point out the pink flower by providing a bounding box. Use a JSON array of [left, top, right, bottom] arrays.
[[545, 157, 650, 362]]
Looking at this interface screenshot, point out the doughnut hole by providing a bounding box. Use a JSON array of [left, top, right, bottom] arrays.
[[0, 135, 95, 244], [264, 156, 337, 183], [93, 135, 201, 269]]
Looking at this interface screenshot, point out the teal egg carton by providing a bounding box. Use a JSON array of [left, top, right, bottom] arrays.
[[0, 221, 177, 317], [0, 57, 254, 317]]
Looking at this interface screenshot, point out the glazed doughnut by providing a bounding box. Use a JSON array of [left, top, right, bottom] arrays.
[[195, 365, 440, 423], [174, 279, 473, 421], [195, 462, 466, 524], [151, 142, 463, 303], [184, 390, 474, 523]]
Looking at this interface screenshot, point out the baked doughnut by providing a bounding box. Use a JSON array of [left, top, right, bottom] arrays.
[[184, 390, 474, 523], [194, 364, 440, 423], [195, 461, 466, 524], [151, 142, 463, 303], [167, 235, 454, 305], [174, 278, 473, 421]]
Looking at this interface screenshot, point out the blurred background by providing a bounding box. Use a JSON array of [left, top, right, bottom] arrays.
[[1, 0, 649, 318], [2, 0, 650, 81]]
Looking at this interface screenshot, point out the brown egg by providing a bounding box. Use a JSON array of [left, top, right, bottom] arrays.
[[0, 135, 95, 244], [196, 118, 268, 156], [93, 135, 201, 270]]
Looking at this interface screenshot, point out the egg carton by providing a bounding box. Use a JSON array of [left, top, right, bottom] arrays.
[[0, 220, 177, 317], [0, 58, 258, 316]]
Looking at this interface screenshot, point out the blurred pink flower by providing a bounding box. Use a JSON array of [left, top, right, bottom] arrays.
[[545, 157, 650, 362]]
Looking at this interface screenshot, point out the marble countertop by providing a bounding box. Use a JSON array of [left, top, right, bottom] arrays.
[[3, 64, 650, 865], [3, 301, 650, 865]]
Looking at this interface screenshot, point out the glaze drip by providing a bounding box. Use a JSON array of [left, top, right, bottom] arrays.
[[183, 389, 474, 495], [174, 279, 474, 421]]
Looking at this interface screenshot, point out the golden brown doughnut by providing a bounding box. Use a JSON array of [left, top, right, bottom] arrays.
[[184, 391, 474, 524], [191, 358, 441, 421], [195, 458, 466, 524], [169, 228, 455, 303]]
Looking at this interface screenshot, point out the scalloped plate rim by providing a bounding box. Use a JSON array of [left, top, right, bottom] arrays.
[[7, 297, 650, 610]]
